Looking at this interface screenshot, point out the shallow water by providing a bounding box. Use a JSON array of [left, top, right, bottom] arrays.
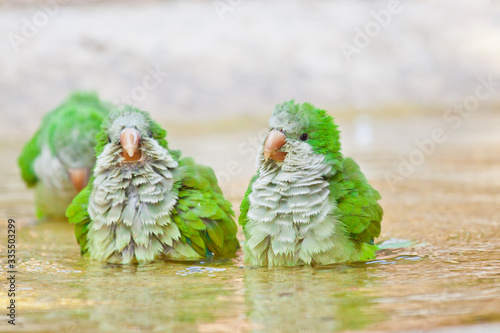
[[1, 112, 500, 332]]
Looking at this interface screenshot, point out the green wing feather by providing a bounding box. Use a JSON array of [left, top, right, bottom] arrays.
[[18, 130, 41, 187], [173, 157, 239, 258], [239, 174, 259, 231], [66, 178, 93, 254], [18, 91, 109, 187], [332, 157, 383, 246]]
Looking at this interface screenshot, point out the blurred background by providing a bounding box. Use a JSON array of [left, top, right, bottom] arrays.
[[1, 0, 499, 132], [1, 0, 499, 200], [1, 1, 500, 332]]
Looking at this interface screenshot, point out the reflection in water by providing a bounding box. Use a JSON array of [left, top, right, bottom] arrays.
[[76, 262, 240, 332], [2, 111, 500, 332], [1, 206, 500, 332], [242, 265, 384, 332], [4, 220, 247, 332]]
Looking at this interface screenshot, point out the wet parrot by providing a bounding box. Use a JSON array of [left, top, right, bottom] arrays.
[[239, 101, 383, 266], [66, 106, 239, 264], [18, 92, 109, 219]]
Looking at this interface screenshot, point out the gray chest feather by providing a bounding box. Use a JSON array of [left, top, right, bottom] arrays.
[[246, 153, 335, 261], [90, 162, 176, 225], [87, 158, 181, 263]]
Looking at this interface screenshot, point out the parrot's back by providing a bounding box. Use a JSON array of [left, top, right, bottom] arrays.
[[18, 92, 110, 219]]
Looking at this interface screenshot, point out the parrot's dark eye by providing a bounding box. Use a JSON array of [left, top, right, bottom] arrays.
[[108, 136, 111, 143], [148, 131, 153, 138], [300, 133, 309, 141]]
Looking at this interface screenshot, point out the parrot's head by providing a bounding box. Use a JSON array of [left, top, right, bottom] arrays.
[[95, 105, 169, 167], [260, 100, 342, 167], [49, 92, 108, 192]]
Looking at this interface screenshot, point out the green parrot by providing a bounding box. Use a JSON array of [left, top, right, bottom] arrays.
[[66, 106, 239, 264], [239, 101, 383, 266], [18, 92, 110, 219]]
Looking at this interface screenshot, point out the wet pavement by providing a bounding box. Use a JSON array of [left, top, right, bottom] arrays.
[[0, 110, 499, 332]]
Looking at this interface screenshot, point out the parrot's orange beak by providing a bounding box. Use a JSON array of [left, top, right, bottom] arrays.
[[120, 128, 142, 162], [68, 168, 90, 192], [264, 130, 287, 162]]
